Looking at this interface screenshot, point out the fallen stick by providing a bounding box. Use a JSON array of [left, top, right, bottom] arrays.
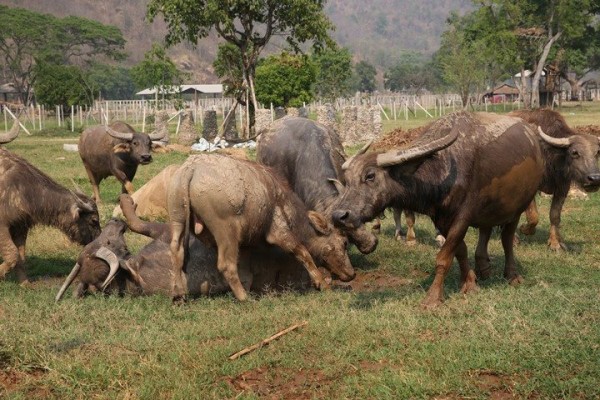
[[228, 321, 308, 360]]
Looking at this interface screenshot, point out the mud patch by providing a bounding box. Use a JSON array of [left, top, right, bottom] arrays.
[[469, 369, 518, 400], [575, 125, 600, 137], [225, 367, 330, 400], [371, 125, 430, 151], [0, 367, 49, 398], [334, 270, 416, 292]]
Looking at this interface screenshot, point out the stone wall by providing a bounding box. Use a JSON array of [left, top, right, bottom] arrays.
[[178, 111, 198, 146], [223, 108, 238, 140], [254, 109, 273, 134], [202, 110, 218, 141]]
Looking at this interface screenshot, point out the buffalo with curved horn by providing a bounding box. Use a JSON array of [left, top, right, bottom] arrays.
[[332, 111, 547, 308], [78, 121, 166, 202]]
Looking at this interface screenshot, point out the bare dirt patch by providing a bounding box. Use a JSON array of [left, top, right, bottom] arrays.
[[334, 270, 415, 292], [469, 369, 519, 400], [371, 125, 430, 151], [225, 366, 331, 400], [0, 367, 49, 398], [575, 125, 600, 137]]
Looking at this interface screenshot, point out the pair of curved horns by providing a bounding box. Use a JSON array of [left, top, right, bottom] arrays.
[[105, 124, 166, 141], [375, 127, 460, 167]]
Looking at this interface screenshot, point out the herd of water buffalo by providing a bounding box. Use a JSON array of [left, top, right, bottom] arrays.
[[0, 108, 598, 308]]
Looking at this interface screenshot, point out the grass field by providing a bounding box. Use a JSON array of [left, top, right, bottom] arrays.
[[0, 103, 599, 399]]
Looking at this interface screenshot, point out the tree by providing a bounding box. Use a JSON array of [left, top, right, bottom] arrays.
[[0, 5, 126, 105], [469, 0, 599, 108], [557, 25, 600, 100], [384, 52, 441, 94], [34, 64, 89, 108], [255, 52, 316, 107], [214, 43, 248, 134], [312, 47, 353, 100], [131, 44, 187, 107], [437, 25, 487, 107], [353, 60, 377, 93], [147, 0, 334, 132]]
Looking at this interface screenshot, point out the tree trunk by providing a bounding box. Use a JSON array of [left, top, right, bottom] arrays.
[[531, 31, 562, 109]]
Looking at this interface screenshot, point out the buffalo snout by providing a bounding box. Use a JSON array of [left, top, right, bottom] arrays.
[[140, 154, 153, 164], [332, 209, 354, 228], [584, 173, 600, 191]]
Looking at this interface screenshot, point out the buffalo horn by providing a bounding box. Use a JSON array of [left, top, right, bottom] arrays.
[[105, 125, 134, 141], [55, 262, 81, 302], [376, 127, 460, 167], [537, 126, 571, 148], [342, 139, 374, 170], [328, 178, 346, 194], [0, 119, 20, 144], [96, 247, 121, 291], [147, 128, 167, 141]]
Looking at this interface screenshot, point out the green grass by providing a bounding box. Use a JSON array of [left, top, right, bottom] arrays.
[[1, 104, 599, 399]]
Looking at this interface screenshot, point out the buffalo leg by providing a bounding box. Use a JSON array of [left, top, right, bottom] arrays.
[[0, 226, 20, 280], [12, 227, 29, 284], [501, 219, 523, 285], [456, 240, 478, 294], [548, 190, 568, 251], [403, 209, 417, 245], [519, 199, 538, 236], [169, 221, 188, 301], [266, 217, 328, 291], [475, 226, 493, 280], [215, 243, 247, 301], [422, 219, 470, 308], [83, 165, 102, 203], [113, 169, 134, 195]]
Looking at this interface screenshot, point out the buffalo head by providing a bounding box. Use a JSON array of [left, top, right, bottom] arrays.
[[332, 128, 459, 230], [106, 123, 165, 165], [538, 127, 600, 192]]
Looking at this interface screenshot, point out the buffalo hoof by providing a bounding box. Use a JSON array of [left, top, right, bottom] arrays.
[[172, 295, 187, 305], [507, 274, 524, 286], [548, 240, 568, 252], [420, 296, 444, 310], [435, 235, 446, 248], [475, 258, 492, 281], [460, 271, 480, 294], [405, 238, 417, 246], [519, 224, 536, 236], [314, 279, 330, 291]]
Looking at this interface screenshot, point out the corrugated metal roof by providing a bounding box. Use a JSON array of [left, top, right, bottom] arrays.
[[135, 84, 223, 96]]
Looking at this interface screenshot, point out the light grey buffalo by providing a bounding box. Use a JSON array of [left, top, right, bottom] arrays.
[[168, 154, 356, 301]]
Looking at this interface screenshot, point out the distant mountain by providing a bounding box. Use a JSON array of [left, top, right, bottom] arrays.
[[0, 0, 472, 82]]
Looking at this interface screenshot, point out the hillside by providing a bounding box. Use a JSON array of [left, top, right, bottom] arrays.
[[0, 0, 472, 82]]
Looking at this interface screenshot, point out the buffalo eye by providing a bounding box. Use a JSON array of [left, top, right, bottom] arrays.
[[570, 148, 580, 158], [133, 140, 139, 146], [365, 171, 376, 182]]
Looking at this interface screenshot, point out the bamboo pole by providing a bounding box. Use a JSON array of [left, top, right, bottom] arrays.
[[228, 321, 308, 360]]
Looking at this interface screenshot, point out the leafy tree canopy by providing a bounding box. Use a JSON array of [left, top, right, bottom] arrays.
[[352, 60, 377, 93], [255, 52, 316, 108], [312, 47, 353, 100], [384, 52, 441, 93], [131, 44, 186, 90]]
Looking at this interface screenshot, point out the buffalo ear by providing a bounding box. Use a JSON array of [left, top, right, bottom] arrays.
[[70, 203, 81, 220], [113, 143, 131, 153], [308, 211, 332, 235]]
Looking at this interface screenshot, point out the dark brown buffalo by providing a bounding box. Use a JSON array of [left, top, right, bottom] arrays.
[[56, 195, 314, 300], [168, 154, 355, 301], [332, 111, 550, 308], [78, 121, 166, 202], [257, 116, 378, 254], [0, 147, 101, 283], [510, 109, 600, 250]]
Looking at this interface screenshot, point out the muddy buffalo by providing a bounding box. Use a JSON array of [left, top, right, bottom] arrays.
[[56, 195, 315, 301], [0, 143, 100, 283], [332, 111, 549, 308], [78, 121, 166, 202], [257, 116, 378, 254], [168, 154, 355, 301]]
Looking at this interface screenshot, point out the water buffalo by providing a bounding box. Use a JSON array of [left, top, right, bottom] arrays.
[[257, 116, 378, 254], [78, 121, 166, 202], [56, 195, 314, 300], [510, 109, 600, 251], [0, 146, 101, 283], [332, 111, 548, 308], [168, 154, 355, 301]]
